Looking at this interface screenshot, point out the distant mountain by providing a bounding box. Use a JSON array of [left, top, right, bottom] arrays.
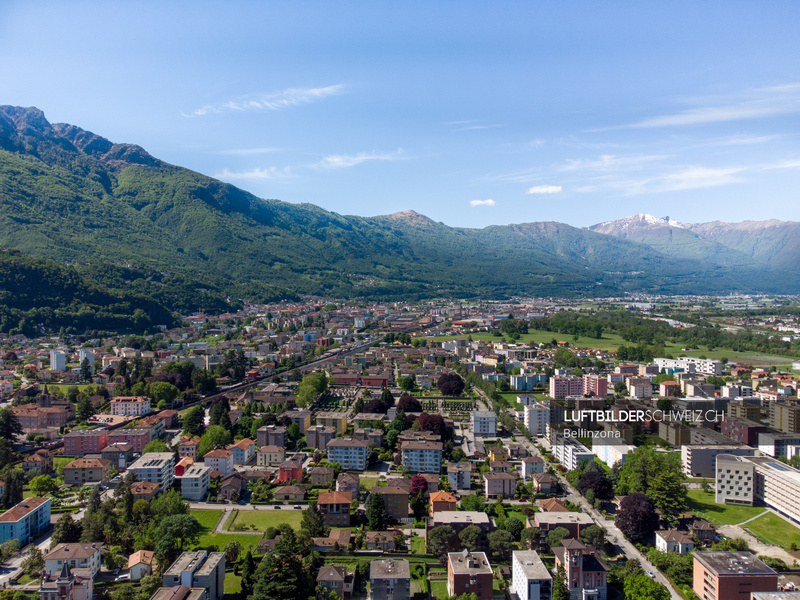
[[0, 105, 795, 318], [589, 214, 800, 273]]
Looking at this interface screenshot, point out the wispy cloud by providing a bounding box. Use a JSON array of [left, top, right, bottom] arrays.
[[526, 185, 562, 195], [612, 84, 800, 129], [187, 84, 346, 117], [559, 154, 668, 173], [456, 124, 502, 131], [217, 147, 282, 156], [314, 149, 405, 169], [214, 167, 293, 181], [442, 119, 502, 132], [470, 199, 496, 207]]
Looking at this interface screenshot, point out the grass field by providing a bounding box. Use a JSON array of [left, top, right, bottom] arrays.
[[430, 580, 448, 600], [410, 536, 426, 554], [54, 456, 73, 468], [190, 509, 224, 531], [686, 490, 767, 526], [189, 509, 262, 550], [227, 508, 304, 530], [743, 512, 800, 550], [360, 476, 382, 491], [223, 572, 242, 596]]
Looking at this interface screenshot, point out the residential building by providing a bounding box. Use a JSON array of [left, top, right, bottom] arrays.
[[583, 374, 608, 398], [532, 473, 558, 494], [315, 412, 348, 435], [40, 564, 93, 600], [447, 551, 493, 600], [278, 459, 304, 483], [127, 550, 155, 581], [693, 551, 777, 600], [110, 396, 151, 417], [306, 425, 337, 451], [309, 466, 335, 487], [681, 445, 757, 478], [770, 402, 800, 434], [44, 543, 102, 577], [483, 472, 516, 499], [401, 441, 443, 474], [256, 425, 287, 449], [180, 465, 211, 502], [129, 452, 175, 492], [655, 530, 695, 554], [533, 512, 594, 541], [226, 438, 256, 465], [176, 457, 194, 477], [280, 409, 312, 434], [273, 485, 305, 502], [370, 486, 410, 521], [655, 356, 723, 376], [336, 472, 360, 496], [551, 434, 593, 471], [758, 432, 800, 458], [370, 559, 410, 600], [149, 586, 207, 600], [549, 376, 583, 399], [327, 439, 370, 471], [203, 449, 234, 476], [593, 443, 636, 469], [179, 437, 201, 459], [727, 398, 761, 421], [720, 416, 768, 446], [256, 445, 285, 467], [471, 411, 496, 437], [131, 481, 160, 502], [511, 551, 552, 600], [23, 449, 53, 474], [218, 473, 246, 501], [318, 490, 353, 527], [0, 497, 51, 545], [64, 458, 112, 486], [715, 454, 755, 506], [354, 427, 384, 447], [554, 539, 608, 600], [520, 457, 545, 479], [429, 512, 493, 551], [63, 429, 109, 457], [108, 428, 151, 454], [163, 552, 225, 600], [627, 376, 653, 399], [316, 566, 354, 600], [49, 350, 66, 372], [447, 462, 472, 490], [523, 402, 550, 437], [101, 443, 134, 468], [429, 491, 457, 515]]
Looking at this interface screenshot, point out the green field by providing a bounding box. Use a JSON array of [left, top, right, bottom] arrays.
[[189, 509, 262, 550], [223, 572, 242, 597], [227, 508, 304, 531], [360, 476, 382, 491], [54, 456, 74, 468], [190, 509, 224, 531], [410, 536, 426, 554], [743, 512, 800, 550], [686, 490, 767, 526]]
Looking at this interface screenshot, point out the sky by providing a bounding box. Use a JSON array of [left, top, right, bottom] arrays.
[[1, 1, 799, 229]]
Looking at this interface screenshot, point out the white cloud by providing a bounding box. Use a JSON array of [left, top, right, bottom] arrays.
[[187, 84, 346, 117], [314, 149, 404, 169], [214, 167, 293, 181], [526, 185, 562, 195], [470, 199, 496, 206], [217, 147, 282, 156], [559, 154, 668, 173]]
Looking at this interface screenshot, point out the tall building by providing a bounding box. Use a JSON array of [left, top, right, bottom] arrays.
[[0, 497, 51, 545], [163, 552, 225, 600], [49, 350, 66, 372], [693, 552, 776, 600], [511, 551, 552, 600], [129, 452, 175, 492], [549, 376, 583, 399], [370, 559, 411, 600], [447, 551, 493, 600], [471, 411, 496, 437]]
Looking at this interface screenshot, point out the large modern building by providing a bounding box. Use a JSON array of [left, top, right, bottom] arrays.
[[327, 438, 370, 471], [129, 452, 175, 492], [758, 432, 800, 458], [180, 464, 211, 501], [163, 552, 225, 600], [401, 441, 443, 474], [551, 434, 593, 471], [715, 454, 756, 506], [369, 559, 410, 600], [0, 497, 51, 545], [447, 551, 493, 600], [511, 551, 552, 600], [693, 552, 777, 600], [681, 445, 757, 478], [549, 376, 583, 399], [655, 356, 723, 376], [471, 411, 496, 437], [523, 402, 550, 437]]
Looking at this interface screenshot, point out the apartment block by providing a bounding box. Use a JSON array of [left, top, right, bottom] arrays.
[[0, 497, 51, 545], [63, 429, 109, 457], [401, 441, 443, 474], [655, 356, 723, 376], [180, 465, 211, 502], [327, 438, 370, 471], [315, 411, 348, 435], [370, 559, 410, 600], [549, 376, 583, 399], [129, 452, 175, 492], [306, 425, 336, 451], [163, 552, 225, 600], [511, 551, 552, 600], [770, 402, 800, 434], [107, 428, 151, 453], [715, 454, 755, 506], [447, 462, 472, 490], [110, 396, 151, 417], [681, 445, 757, 478], [448, 551, 493, 600], [693, 552, 776, 600], [471, 411, 496, 437]]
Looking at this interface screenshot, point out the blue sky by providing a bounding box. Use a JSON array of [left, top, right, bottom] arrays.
[[1, 1, 798, 228]]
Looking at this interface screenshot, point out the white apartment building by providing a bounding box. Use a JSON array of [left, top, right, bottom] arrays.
[[49, 350, 66, 372], [180, 464, 211, 501], [203, 449, 234, 476], [654, 356, 723, 376], [715, 454, 755, 506], [511, 551, 552, 600], [681, 445, 757, 478], [551, 434, 593, 471], [129, 452, 175, 492], [523, 403, 550, 436], [401, 441, 443, 474], [110, 396, 151, 417], [326, 438, 370, 471], [593, 443, 636, 468], [471, 411, 497, 437]]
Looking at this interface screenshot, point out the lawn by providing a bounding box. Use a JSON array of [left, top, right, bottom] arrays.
[[686, 490, 767, 526], [227, 508, 304, 531], [360, 476, 382, 491], [190, 509, 224, 531], [430, 580, 449, 600], [410, 536, 426, 554], [743, 512, 800, 550], [189, 509, 263, 550], [54, 456, 73, 468], [223, 572, 242, 596]]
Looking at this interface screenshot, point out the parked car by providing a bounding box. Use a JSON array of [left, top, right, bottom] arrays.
[[274, 505, 281, 509]]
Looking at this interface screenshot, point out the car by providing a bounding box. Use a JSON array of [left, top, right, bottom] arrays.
[[115, 574, 129, 582], [646, 570, 655, 579], [274, 505, 281, 509], [293, 505, 301, 509]]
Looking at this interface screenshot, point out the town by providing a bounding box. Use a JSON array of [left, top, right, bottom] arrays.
[[0, 295, 799, 600]]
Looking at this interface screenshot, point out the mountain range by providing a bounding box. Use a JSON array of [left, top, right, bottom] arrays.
[[0, 105, 797, 326]]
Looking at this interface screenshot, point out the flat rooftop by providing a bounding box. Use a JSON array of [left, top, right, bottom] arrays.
[[694, 551, 777, 576], [513, 551, 551, 581], [370, 559, 410, 579], [448, 551, 492, 575]]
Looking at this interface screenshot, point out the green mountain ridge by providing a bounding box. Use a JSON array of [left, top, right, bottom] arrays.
[[0, 105, 795, 319]]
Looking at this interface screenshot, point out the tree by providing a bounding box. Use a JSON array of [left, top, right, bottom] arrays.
[[150, 381, 180, 406], [553, 566, 570, 600], [300, 500, 328, 538], [579, 471, 613, 501], [437, 373, 465, 396], [1, 468, 24, 508], [417, 413, 447, 438], [142, 440, 170, 454], [546, 527, 570, 552], [153, 514, 203, 568], [458, 525, 483, 552], [487, 529, 514, 560], [295, 372, 329, 408], [520, 527, 540, 550], [250, 530, 312, 600], [0, 539, 20, 563], [460, 494, 485, 513], [182, 405, 206, 437], [427, 526, 459, 563], [363, 398, 389, 414], [367, 492, 387, 531], [240, 550, 256, 598], [224, 540, 243, 564], [29, 475, 58, 497], [614, 381, 628, 395], [615, 446, 682, 496], [617, 493, 659, 544], [624, 574, 670, 600], [0, 408, 22, 440], [648, 471, 688, 522], [197, 425, 232, 457], [21, 546, 44, 577], [580, 524, 605, 549], [76, 398, 95, 423], [396, 394, 421, 413], [503, 517, 524, 541], [50, 513, 82, 548], [399, 375, 415, 392], [209, 399, 232, 430]]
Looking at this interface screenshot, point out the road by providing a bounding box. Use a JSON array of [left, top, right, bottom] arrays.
[[512, 432, 683, 600]]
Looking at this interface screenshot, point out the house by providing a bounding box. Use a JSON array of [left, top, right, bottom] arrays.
[[130, 481, 160, 502], [553, 540, 608, 600], [511, 550, 552, 600], [64, 458, 112, 486], [278, 459, 304, 483], [316, 566, 354, 600], [538, 498, 569, 512], [489, 460, 514, 473], [365, 530, 404, 552], [101, 443, 135, 468], [23, 449, 53, 474], [309, 466, 335, 487], [447, 550, 493, 600], [44, 543, 102, 577], [179, 437, 201, 459], [336, 472, 360, 496], [655, 530, 695, 554], [0, 497, 51, 545], [693, 551, 778, 600], [203, 449, 234, 477], [218, 473, 246, 501], [483, 472, 516, 499], [317, 490, 353, 527], [311, 529, 352, 552], [127, 550, 155, 581], [40, 564, 93, 600], [257, 445, 285, 467], [226, 438, 256, 465], [428, 491, 457, 515], [370, 486, 410, 521], [274, 485, 305, 502], [520, 456, 545, 479], [532, 472, 558, 495], [370, 559, 410, 600]]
